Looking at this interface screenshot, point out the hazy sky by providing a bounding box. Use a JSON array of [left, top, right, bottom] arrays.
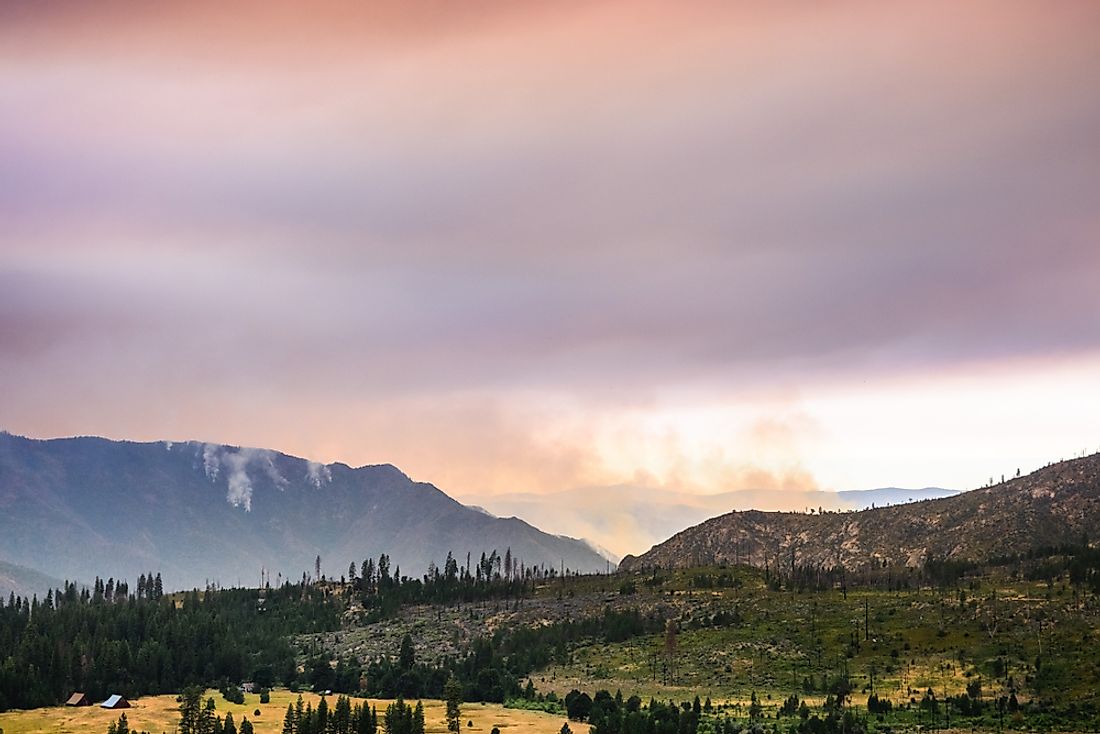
[[3, 1, 1100, 507]]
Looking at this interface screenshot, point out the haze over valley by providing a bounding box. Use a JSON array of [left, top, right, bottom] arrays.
[[461, 484, 960, 562]]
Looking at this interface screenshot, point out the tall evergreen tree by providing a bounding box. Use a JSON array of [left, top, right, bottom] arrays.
[[445, 674, 462, 734]]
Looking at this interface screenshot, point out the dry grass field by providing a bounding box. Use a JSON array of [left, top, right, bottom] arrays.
[[0, 690, 587, 734]]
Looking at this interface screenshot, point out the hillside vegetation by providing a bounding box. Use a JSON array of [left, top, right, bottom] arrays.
[[3, 546, 1100, 731], [4, 451, 1100, 733], [295, 545, 1100, 730]]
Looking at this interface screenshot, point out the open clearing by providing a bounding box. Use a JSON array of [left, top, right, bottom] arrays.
[[0, 690, 587, 734]]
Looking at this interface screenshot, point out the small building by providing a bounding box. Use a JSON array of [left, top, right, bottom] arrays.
[[240, 681, 256, 694], [66, 692, 90, 706], [101, 694, 131, 709]]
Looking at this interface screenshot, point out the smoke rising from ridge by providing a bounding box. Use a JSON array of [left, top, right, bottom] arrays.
[[199, 443, 287, 511], [306, 460, 332, 487]]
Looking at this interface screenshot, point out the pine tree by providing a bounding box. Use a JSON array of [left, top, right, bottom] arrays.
[[413, 701, 425, 734], [282, 703, 297, 734], [178, 686, 204, 734], [317, 696, 329, 734], [333, 695, 353, 734], [399, 634, 415, 670], [445, 674, 463, 733], [110, 713, 130, 734]]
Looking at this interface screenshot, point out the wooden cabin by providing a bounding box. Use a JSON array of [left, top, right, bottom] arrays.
[[100, 694, 130, 709], [65, 692, 90, 706]]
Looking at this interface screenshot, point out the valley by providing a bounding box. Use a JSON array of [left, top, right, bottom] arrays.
[[2, 450, 1100, 733], [7, 5, 1099, 733]]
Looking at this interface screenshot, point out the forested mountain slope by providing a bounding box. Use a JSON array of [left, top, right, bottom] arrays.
[[619, 453, 1100, 572], [0, 432, 609, 589]]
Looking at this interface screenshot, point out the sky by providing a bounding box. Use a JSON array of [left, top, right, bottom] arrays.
[[3, 1, 1100, 553]]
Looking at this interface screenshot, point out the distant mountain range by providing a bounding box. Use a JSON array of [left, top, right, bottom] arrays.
[[0, 433, 610, 591], [619, 454, 1100, 572], [0, 559, 67, 601], [837, 487, 960, 506], [463, 485, 958, 562]]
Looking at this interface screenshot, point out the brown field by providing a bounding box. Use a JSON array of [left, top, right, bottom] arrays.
[[0, 690, 588, 734]]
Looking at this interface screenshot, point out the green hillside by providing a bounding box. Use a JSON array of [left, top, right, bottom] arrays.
[[294, 551, 1100, 732]]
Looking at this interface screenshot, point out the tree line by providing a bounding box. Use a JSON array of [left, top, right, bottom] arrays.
[[0, 579, 338, 710], [346, 550, 559, 622], [0, 546, 626, 711]]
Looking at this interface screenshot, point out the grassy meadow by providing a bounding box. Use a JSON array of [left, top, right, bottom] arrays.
[[0, 690, 587, 734]]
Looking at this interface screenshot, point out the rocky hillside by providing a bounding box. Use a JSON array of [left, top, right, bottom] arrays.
[[0, 432, 610, 590], [619, 453, 1100, 572]]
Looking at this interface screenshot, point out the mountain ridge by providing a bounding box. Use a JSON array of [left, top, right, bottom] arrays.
[[0, 432, 611, 590], [619, 453, 1100, 572]]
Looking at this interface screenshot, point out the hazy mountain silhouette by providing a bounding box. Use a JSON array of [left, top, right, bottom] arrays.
[[0, 432, 610, 590], [0, 559, 67, 600]]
